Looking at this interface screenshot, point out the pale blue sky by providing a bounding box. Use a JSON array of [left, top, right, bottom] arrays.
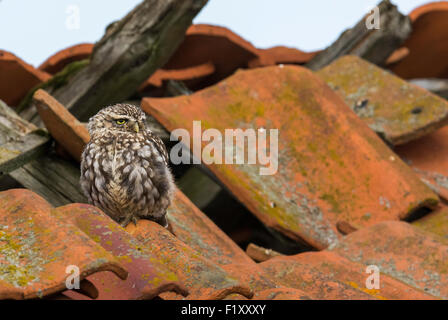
[[0, 0, 433, 67]]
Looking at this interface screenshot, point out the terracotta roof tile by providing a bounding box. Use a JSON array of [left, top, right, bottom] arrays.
[[53, 204, 188, 300], [0, 189, 127, 299], [126, 220, 253, 300], [140, 62, 215, 92], [395, 125, 448, 201], [142, 65, 438, 249], [389, 2, 448, 79], [38, 44, 94, 75], [0, 51, 51, 107], [318, 55, 448, 146], [33, 89, 89, 162], [253, 46, 320, 67], [330, 221, 448, 299], [260, 251, 434, 300], [162, 190, 311, 299]]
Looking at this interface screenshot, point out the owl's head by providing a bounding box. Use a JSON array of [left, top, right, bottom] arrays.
[[87, 104, 147, 136]]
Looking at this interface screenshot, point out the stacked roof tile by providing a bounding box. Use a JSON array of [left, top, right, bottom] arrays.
[[1, 1, 448, 300]]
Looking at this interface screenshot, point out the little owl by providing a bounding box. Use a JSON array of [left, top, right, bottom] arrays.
[[80, 104, 175, 228]]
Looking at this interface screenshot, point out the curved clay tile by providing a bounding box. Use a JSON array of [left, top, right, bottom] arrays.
[[260, 251, 435, 300], [140, 61, 215, 92], [33, 89, 89, 162], [38, 43, 94, 75], [0, 189, 128, 300], [252, 46, 320, 68], [160, 24, 260, 90], [0, 50, 51, 106], [140, 24, 315, 94], [126, 219, 253, 300], [53, 204, 189, 300], [408, 1, 448, 20], [389, 2, 448, 79], [331, 221, 448, 300]]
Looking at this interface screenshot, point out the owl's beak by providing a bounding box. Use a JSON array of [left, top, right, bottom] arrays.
[[133, 123, 139, 133]]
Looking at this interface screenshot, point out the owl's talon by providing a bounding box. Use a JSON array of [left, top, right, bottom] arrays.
[[120, 220, 129, 228]]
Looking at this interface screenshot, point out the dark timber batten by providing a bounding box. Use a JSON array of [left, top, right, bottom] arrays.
[[306, 0, 412, 70]]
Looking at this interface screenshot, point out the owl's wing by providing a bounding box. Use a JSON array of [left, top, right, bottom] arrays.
[[148, 131, 170, 166]]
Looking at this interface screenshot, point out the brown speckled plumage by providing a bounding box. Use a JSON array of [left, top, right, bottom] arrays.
[[80, 104, 174, 227]]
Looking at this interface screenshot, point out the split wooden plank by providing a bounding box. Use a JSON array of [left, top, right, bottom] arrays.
[[39, 0, 209, 122], [306, 0, 411, 70], [9, 153, 87, 207], [0, 100, 50, 176]]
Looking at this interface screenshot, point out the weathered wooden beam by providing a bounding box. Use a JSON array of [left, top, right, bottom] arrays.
[[9, 153, 87, 207], [37, 0, 208, 122], [0, 100, 50, 176], [306, 0, 412, 70], [177, 166, 222, 210]]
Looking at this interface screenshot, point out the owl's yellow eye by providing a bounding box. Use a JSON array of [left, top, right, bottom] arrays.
[[115, 119, 127, 125]]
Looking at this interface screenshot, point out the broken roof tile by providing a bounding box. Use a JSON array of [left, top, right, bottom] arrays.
[[390, 2, 448, 79], [317, 55, 448, 146], [0, 51, 51, 107], [142, 65, 438, 249], [126, 220, 253, 300], [38, 43, 93, 75], [395, 125, 448, 201], [260, 251, 434, 300], [53, 203, 188, 300], [33, 89, 89, 162], [330, 221, 448, 299], [0, 189, 127, 299], [245, 243, 282, 263]]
